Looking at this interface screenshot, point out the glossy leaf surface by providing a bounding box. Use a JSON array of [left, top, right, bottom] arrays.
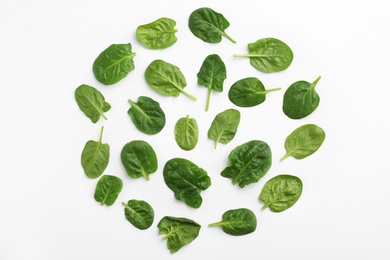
[[94, 175, 123, 206], [208, 109, 240, 148], [136, 17, 178, 49], [174, 115, 199, 151], [209, 208, 257, 236], [122, 199, 154, 230]]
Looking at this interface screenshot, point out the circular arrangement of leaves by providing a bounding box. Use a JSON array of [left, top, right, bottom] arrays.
[[75, 7, 325, 254]]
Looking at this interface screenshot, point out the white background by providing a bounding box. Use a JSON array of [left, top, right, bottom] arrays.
[[1, 0, 389, 259]]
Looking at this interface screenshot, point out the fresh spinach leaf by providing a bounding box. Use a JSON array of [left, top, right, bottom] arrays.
[[228, 77, 281, 107], [283, 76, 321, 119], [145, 59, 197, 100], [281, 124, 325, 161], [75, 84, 111, 123], [234, 38, 293, 72], [221, 140, 272, 188], [208, 108, 240, 149], [136, 17, 178, 49], [188, 7, 236, 43], [94, 175, 123, 206], [127, 96, 166, 135], [158, 216, 201, 253], [121, 140, 158, 180], [197, 54, 227, 111], [208, 208, 257, 236], [92, 43, 136, 85], [174, 115, 199, 151], [122, 199, 154, 230], [259, 174, 303, 212], [81, 126, 110, 179], [163, 158, 211, 208]]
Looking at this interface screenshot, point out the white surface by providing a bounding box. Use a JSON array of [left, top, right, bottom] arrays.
[[1, 0, 390, 259]]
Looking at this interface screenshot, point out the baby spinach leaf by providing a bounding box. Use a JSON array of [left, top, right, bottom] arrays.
[[136, 17, 178, 50], [234, 38, 293, 73], [122, 199, 154, 230], [197, 54, 227, 111], [127, 96, 166, 135], [174, 115, 199, 151], [221, 140, 272, 188], [228, 77, 281, 107], [81, 126, 110, 179], [188, 7, 236, 43], [208, 208, 257, 236], [208, 108, 240, 149], [283, 76, 321, 119], [145, 59, 197, 100], [163, 158, 211, 208], [281, 124, 325, 161], [94, 175, 123, 206], [259, 175, 303, 212], [121, 140, 158, 180], [158, 216, 201, 254], [92, 43, 136, 85], [75, 84, 111, 123]]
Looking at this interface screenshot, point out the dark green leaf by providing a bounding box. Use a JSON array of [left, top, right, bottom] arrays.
[[259, 175, 303, 212], [122, 199, 154, 230], [174, 115, 199, 151], [94, 175, 123, 206], [209, 208, 257, 235], [208, 109, 240, 148], [221, 140, 272, 188], [163, 158, 211, 208], [158, 216, 201, 253], [92, 43, 136, 85], [136, 17, 178, 49], [75, 84, 111, 123]]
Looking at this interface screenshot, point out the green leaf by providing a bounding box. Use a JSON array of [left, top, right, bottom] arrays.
[[94, 175, 123, 206], [208, 208, 257, 236], [136, 17, 178, 49], [283, 76, 321, 119], [234, 38, 293, 73], [158, 216, 201, 254], [228, 77, 281, 107], [127, 96, 166, 135], [121, 140, 158, 180], [221, 140, 272, 188], [259, 175, 303, 212], [81, 126, 110, 179], [163, 158, 211, 208], [122, 199, 154, 230], [188, 7, 236, 43], [75, 84, 111, 123], [92, 43, 136, 85], [174, 115, 199, 151], [208, 108, 240, 149], [145, 59, 197, 100], [197, 54, 227, 111], [281, 124, 325, 161]]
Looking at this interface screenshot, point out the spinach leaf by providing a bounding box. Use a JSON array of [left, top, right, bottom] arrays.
[[283, 76, 321, 119], [136, 17, 178, 49], [188, 7, 236, 43], [127, 96, 166, 135], [81, 126, 110, 179], [75, 84, 111, 123], [259, 175, 303, 212], [163, 158, 211, 208], [221, 140, 272, 188], [121, 140, 157, 180], [281, 124, 325, 161], [94, 175, 123, 206], [228, 77, 281, 107], [158, 216, 201, 253], [208, 208, 257, 236], [145, 59, 197, 100], [234, 38, 293, 73], [197, 54, 227, 111], [174, 115, 199, 151], [208, 108, 240, 149], [92, 43, 136, 85], [122, 199, 154, 230]]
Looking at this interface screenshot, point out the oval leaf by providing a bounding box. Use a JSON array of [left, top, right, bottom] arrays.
[[136, 17, 178, 49], [94, 175, 123, 206], [208, 108, 240, 148], [209, 208, 257, 236], [174, 115, 199, 151], [122, 199, 154, 230]]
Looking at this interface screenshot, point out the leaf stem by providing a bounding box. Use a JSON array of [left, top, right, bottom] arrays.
[[206, 86, 212, 111], [265, 87, 282, 93], [310, 75, 321, 90], [208, 221, 222, 227], [99, 126, 104, 143], [223, 32, 236, 43], [280, 152, 291, 161], [180, 88, 197, 101]]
